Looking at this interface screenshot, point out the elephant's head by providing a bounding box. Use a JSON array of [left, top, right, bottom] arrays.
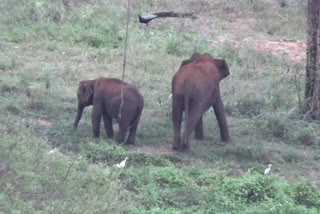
[[179, 52, 202, 68], [74, 80, 95, 128], [213, 59, 230, 80], [193, 53, 230, 81], [77, 80, 94, 106]]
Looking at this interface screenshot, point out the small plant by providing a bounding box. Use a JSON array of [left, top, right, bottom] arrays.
[[84, 140, 126, 163], [5, 103, 21, 115], [237, 96, 265, 117], [265, 19, 283, 35], [127, 152, 168, 167], [254, 113, 288, 139], [282, 148, 300, 163], [295, 127, 316, 146], [165, 33, 182, 56], [152, 166, 185, 187]]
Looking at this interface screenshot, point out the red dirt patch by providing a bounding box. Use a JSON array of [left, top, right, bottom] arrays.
[[210, 36, 306, 62], [254, 39, 306, 62], [36, 119, 52, 126]]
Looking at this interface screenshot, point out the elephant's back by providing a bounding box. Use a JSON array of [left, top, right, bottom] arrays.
[[175, 64, 214, 87]]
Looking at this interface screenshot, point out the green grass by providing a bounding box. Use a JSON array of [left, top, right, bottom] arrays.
[[1, 0, 320, 213]]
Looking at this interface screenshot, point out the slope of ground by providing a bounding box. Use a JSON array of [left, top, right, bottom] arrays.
[[1, 0, 320, 213]]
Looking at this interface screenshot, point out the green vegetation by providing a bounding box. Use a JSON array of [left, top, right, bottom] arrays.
[[1, 0, 319, 213]]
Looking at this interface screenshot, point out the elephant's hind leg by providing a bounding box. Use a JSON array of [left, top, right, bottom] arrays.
[[116, 120, 128, 143], [103, 113, 114, 138], [181, 106, 203, 152], [172, 102, 183, 150], [125, 124, 137, 145], [194, 117, 204, 140]]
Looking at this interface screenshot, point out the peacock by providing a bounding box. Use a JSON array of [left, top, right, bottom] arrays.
[[138, 11, 197, 25]]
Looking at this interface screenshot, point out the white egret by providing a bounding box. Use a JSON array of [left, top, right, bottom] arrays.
[[264, 164, 273, 175], [48, 148, 57, 155], [113, 157, 128, 168]]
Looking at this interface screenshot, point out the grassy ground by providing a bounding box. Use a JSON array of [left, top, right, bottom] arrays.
[[1, 0, 320, 213]]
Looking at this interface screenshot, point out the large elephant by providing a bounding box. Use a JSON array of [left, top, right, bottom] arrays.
[[74, 77, 144, 145], [171, 53, 230, 152]]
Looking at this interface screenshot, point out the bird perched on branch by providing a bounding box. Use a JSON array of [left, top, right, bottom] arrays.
[[139, 11, 197, 25]]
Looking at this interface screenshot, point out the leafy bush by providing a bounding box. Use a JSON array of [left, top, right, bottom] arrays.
[[127, 152, 169, 167], [294, 127, 317, 146], [254, 113, 289, 139], [84, 140, 126, 163], [152, 166, 185, 187], [282, 148, 301, 163], [294, 179, 320, 209], [237, 96, 265, 117]]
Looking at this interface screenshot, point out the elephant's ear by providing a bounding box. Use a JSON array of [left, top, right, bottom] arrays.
[[213, 59, 230, 80], [77, 81, 93, 105]]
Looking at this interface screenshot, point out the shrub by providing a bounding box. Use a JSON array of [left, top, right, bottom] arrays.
[[254, 113, 288, 139], [295, 127, 317, 146], [152, 166, 185, 187], [294, 179, 320, 209], [84, 140, 126, 163], [127, 152, 169, 167], [237, 96, 265, 117], [282, 148, 300, 163], [238, 173, 276, 203]]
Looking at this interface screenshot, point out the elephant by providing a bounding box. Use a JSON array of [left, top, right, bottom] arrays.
[[74, 77, 144, 145], [171, 53, 230, 152]]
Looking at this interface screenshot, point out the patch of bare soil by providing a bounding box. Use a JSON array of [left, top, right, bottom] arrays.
[[36, 119, 52, 126], [204, 16, 306, 62], [210, 36, 306, 62], [254, 39, 306, 62]]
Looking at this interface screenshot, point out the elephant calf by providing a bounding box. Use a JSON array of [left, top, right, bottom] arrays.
[[171, 53, 230, 152], [74, 77, 144, 145]]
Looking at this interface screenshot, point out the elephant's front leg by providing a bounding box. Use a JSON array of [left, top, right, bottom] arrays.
[[103, 113, 114, 138], [92, 104, 103, 138], [213, 96, 230, 142], [194, 117, 204, 140], [172, 103, 183, 150]]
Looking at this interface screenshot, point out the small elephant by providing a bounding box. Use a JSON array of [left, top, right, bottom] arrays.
[[171, 53, 230, 152], [74, 77, 144, 145]]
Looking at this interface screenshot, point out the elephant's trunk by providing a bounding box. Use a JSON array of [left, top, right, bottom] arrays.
[[74, 104, 84, 129]]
